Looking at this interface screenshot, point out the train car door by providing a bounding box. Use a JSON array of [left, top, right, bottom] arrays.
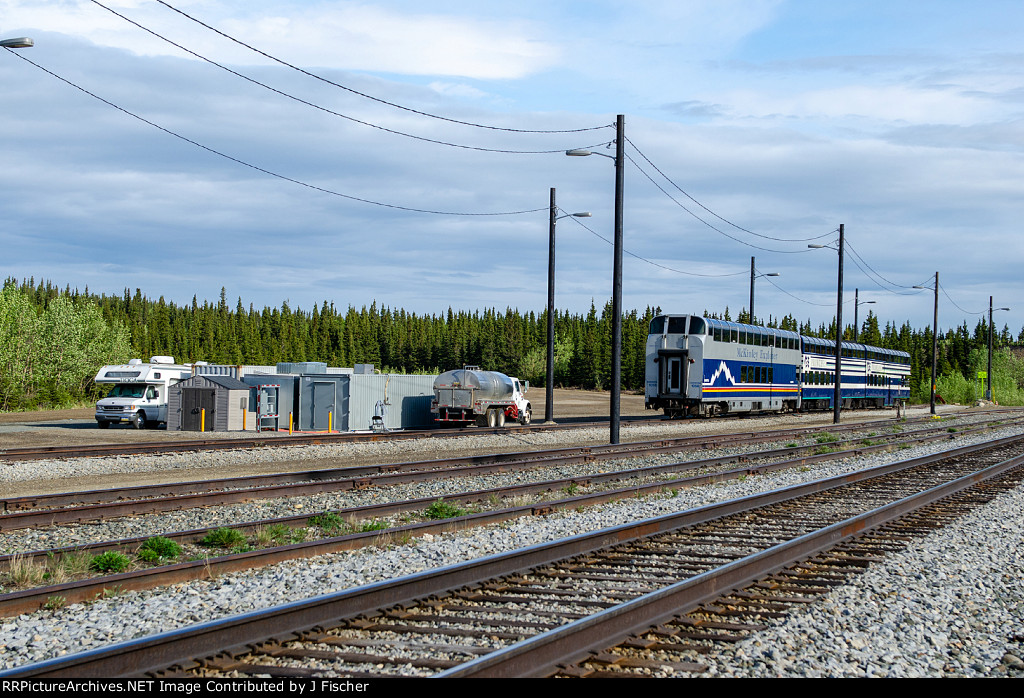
[[659, 351, 688, 397]]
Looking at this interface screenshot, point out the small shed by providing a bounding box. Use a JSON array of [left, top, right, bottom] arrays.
[[168, 375, 253, 432]]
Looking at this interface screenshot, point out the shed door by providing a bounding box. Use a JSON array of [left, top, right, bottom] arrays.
[[182, 388, 216, 431], [311, 381, 336, 430]]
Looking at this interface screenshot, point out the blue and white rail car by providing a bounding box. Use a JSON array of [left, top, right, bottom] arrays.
[[646, 314, 802, 417], [800, 337, 910, 409]]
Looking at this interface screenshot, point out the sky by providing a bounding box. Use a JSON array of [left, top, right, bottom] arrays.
[[2, 0, 1023, 338]]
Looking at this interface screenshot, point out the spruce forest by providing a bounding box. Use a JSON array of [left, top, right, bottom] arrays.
[[2, 278, 1023, 412]]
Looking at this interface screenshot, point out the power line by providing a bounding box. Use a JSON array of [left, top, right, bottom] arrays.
[[760, 273, 835, 307], [939, 283, 985, 316], [8, 50, 547, 217], [626, 135, 836, 243], [152, 0, 608, 135], [624, 151, 819, 254], [560, 209, 747, 278], [91, 0, 611, 155], [844, 241, 920, 295]]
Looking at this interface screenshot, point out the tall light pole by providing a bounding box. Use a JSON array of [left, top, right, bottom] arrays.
[[809, 223, 844, 424], [853, 289, 875, 342], [567, 114, 625, 444], [545, 188, 590, 423], [987, 297, 1010, 402], [749, 256, 779, 326], [913, 273, 939, 414]]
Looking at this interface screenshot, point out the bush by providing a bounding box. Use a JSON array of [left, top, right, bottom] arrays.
[[424, 499, 467, 520], [309, 512, 347, 533], [137, 536, 182, 563], [199, 527, 248, 549], [89, 551, 132, 574]]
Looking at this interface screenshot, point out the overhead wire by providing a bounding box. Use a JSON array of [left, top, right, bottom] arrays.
[[7, 49, 546, 217], [151, 0, 608, 135], [625, 135, 836, 243], [91, 0, 612, 155], [558, 208, 747, 277], [624, 151, 820, 254], [939, 283, 985, 315]]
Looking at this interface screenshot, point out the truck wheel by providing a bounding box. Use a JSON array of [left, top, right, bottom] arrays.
[[486, 409, 498, 428], [475, 415, 488, 427], [97, 420, 110, 429], [520, 409, 531, 425], [132, 412, 146, 429], [496, 409, 505, 428]]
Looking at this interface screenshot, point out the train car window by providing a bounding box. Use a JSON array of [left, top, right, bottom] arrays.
[[668, 317, 688, 334], [731, 329, 738, 343], [768, 367, 774, 383], [689, 317, 706, 334], [740, 366, 747, 383], [649, 316, 665, 335]]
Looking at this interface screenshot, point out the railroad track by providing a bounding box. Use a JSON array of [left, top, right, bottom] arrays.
[[5, 433, 1022, 678], [5, 408, 1011, 463], [3, 414, 1018, 527], [0, 415, 670, 462], [0, 415, 1020, 619]]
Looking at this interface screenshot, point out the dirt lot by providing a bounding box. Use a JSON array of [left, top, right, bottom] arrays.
[[0, 389, 649, 450]]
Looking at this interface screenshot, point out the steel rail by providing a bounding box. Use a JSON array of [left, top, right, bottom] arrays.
[[0, 418, 1016, 620], [443, 447, 1024, 677], [3, 415, 1017, 533], [1, 408, 981, 463], [4, 433, 1023, 678], [0, 415, 668, 462]]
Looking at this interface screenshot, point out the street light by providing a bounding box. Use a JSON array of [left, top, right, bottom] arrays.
[[808, 223, 845, 424], [545, 187, 590, 424], [913, 273, 939, 415], [987, 297, 1010, 402], [853, 289, 876, 342], [0, 37, 33, 48], [566, 114, 625, 445], [748, 256, 779, 326]]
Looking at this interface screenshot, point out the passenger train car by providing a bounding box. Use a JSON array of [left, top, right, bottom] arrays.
[[646, 314, 910, 418]]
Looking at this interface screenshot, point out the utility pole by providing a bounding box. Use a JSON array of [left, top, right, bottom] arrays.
[[833, 224, 844, 425], [546, 188, 556, 423]]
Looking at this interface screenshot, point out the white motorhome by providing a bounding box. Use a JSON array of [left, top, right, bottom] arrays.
[[94, 356, 193, 429]]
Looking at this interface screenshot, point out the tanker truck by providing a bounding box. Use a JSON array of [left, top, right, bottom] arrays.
[[431, 366, 531, 427]]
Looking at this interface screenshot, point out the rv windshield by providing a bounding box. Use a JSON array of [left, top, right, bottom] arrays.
[[106, 384, 147, 399]]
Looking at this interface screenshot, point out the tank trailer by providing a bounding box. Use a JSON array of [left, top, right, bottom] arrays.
[[431, 366, 531, 427]]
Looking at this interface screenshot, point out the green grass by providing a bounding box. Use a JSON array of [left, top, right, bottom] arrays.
[[198, 527, 248, 550], [424, 499, 467, 520], [136, 536, 182, 563], [309, 512, 347, 533], [89, 551, 132, 574], [815, 432, 839, 444]]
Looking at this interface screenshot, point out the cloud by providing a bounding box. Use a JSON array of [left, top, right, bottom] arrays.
[[1, 0, 561, 79]]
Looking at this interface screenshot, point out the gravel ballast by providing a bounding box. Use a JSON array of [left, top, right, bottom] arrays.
[[1, 406, 1022, 677]]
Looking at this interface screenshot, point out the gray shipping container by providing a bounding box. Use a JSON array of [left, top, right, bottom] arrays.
[[343, 374, 436, 431], [240, 373, 298, 432]]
